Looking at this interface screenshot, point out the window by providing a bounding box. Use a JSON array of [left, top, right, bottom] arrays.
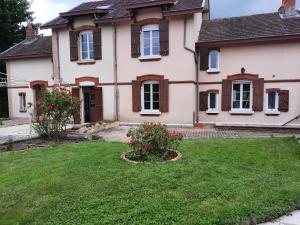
[[266, 91, 279, 114], [208, 50, 219, 71], [141, 81, 160, 113], [19, 93, 27, 112], [80, 31, 94, 60], [207, 92, 218, 113], [231, 81, 253, 112], [141, 24, 160, 57]]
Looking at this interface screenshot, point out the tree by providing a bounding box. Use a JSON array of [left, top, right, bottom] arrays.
[[0, 0, 32, 117]]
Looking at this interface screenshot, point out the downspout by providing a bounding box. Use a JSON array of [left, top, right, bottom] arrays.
[[113, 23, 119, 121], [183, 17, 199, 125], [56, 30, 61, 84]]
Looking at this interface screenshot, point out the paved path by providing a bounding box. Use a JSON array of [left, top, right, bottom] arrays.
[[0, 118, 30, 128], [0, 124, 37, 144], [99, 126, 296, 143], [259, 210, 300, 225]]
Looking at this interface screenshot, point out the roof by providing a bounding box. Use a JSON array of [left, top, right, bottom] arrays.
[[0, 36, 52, 60], [41, 0, 204, 29], [198, 12, 300, 46]]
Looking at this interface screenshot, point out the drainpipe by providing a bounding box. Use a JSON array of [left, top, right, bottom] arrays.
[[113, 23, 119, 121], [183, 17, 199, 125], [56, 30, 61, 85]]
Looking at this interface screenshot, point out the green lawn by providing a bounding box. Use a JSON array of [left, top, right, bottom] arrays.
[[0, 138, 300, 225]]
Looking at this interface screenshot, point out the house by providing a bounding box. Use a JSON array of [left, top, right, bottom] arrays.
[[0, 0, 299, 127]]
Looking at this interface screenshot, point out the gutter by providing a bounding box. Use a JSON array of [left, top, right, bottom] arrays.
[[184, 17, 199, 125]]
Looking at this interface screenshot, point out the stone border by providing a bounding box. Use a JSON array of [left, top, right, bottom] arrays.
[[121, 149, 182, 164]]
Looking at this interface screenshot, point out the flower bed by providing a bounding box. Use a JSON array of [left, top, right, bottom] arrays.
[[124, 123, 183, 163]]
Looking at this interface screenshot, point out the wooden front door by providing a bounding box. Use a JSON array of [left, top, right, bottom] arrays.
[[34, 85, 43, 116], [83, 87, 103, 123]]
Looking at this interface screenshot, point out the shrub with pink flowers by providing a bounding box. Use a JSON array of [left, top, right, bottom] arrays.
[[32, 87, 80, 139], [126, 123, 183, 162]]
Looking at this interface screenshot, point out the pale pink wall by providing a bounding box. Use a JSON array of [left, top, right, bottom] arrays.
[[116, 9, 201, 125], [198, 42, 300, 126], [200, 43, 300, 82], [119, 84, 195, 125], [117, 17, 197, 82]]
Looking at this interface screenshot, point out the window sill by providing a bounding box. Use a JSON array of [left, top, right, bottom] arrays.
[[206, 110, 219, 114], [77, 60, 96, 65], [265, 110, 280, 115], [140, 111, 161, 116], [207, 69, 220, 74], [229, 110, 254, 115], [138, 55, 162, 62]]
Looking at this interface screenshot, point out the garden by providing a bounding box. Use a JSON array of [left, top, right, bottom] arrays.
[[1, 136, 300, 225], [0, 88, 300, 225]]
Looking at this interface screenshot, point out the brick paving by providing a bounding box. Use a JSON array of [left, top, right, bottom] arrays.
[[169, 127, 295, 139]]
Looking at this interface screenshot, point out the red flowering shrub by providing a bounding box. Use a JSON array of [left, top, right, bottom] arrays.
[[32, 88, 80, 139], [126, 123, 183, 161]]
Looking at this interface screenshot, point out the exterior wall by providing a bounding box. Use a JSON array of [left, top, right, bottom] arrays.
[[199, 42, 300, 126], [56, 17, 115, 121], [116, 9, 201, 125], [7, 58, 53, 118]]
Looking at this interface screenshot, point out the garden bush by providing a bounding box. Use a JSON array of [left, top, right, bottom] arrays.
[[126, 123, 183, 161], [32, 87, 80, 139]]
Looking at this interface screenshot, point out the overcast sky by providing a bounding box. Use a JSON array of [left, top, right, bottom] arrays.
[[31, 0, 300, 35]]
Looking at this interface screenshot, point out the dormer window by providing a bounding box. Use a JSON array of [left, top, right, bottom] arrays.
[[80, 31, 94, 61], [208, 50, 219, 72], [141, 24, 160, 58]]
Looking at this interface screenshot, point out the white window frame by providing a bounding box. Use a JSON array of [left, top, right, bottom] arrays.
[[140, 81, 161, 115], [207, 50, 220, 72], [207, 92, 219, 114], [265, 91, 280, 115], [80, 31, 94, 61], [230, 80, 254, 114], [139, 24, 161, 59], [19, 93, 27, 112]]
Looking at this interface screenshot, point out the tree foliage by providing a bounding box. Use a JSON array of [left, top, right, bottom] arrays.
[[0, 0, 32, 117], [0, 0, 32, 53]]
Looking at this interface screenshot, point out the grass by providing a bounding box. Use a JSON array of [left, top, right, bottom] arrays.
[[0, 138, 300, 225]]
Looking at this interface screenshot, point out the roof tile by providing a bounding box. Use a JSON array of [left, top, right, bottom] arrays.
[[198, 12, 300, 44]]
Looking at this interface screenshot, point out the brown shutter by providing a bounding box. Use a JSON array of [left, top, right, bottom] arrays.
[[199, 91, 208, 111], [93, 28, 102, 60], [200, 48, 209, 71], [72, 88, 81, 124], [95, 87, 103, 121], [132, 80, 141, 112], [160, 79, 169, 113], [221, 79, 232, 111], [252, 78, 264, 112], [159, 20, 169, 56], [131, 24, 141, 58], [69, 30, 78, 61], [279, 90, 289, 112]]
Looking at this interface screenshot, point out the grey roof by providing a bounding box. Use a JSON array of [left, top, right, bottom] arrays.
[[0, 36, 52, 60], [198, 12, 300, 44], [41, 0, 204, 28]]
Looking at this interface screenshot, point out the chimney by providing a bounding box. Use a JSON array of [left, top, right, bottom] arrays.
[[279, 0, 298, 17], [26, 22, 37, 39]]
